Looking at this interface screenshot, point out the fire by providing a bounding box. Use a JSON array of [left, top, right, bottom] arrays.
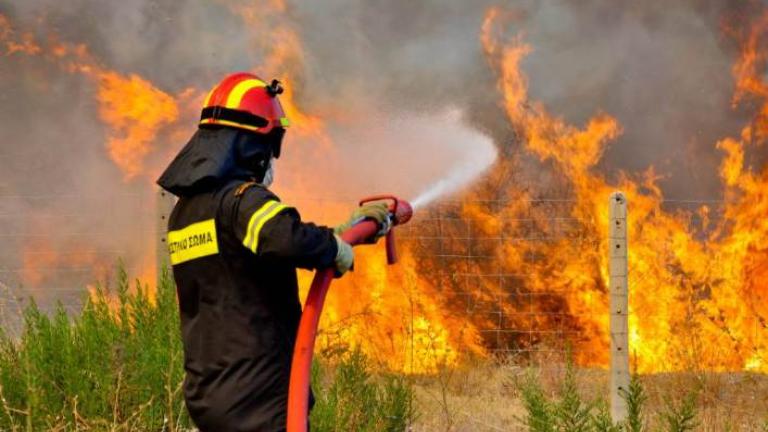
[[0, 14, 40, 56], [3, 2, 767, 376], [479, 7, 768, 372], [61, 51, 180, 182], [219, 1, 485, 370], [0, 8, 479, 373], [0, 15, 182, 299], [298, 247, 484, 372], [0, 18, 179, 181], [96, 72, 179, 180], [21, 237, 111, 295]]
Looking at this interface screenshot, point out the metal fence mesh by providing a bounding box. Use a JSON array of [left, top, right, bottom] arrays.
[[1, 191, 764, 371], [0, 191, 157, 334], [397, 199, 592, 363]]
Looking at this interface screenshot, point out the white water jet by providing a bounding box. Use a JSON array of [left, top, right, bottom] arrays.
[[409, 115, 497, 210]]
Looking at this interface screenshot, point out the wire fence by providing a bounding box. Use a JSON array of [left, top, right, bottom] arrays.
[[386, 196, 763, 371], [0, 191, 158, 334], [1, 189, 764, 374], [395, 198, 607, 368]]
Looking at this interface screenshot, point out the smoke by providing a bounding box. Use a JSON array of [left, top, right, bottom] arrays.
[[294, 0, 764, 199], [0, 0, 764, 305]]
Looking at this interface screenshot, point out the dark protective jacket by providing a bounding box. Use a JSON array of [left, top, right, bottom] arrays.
[[159, 128, 337, 432]]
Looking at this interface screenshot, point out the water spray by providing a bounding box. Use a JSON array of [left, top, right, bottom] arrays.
[[410, 155, 496, 210], [410, 175, 460, 210], [408, 120, 498, 210], [286, 195, 413, 432]]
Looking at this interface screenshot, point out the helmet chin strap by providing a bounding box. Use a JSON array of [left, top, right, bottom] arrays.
[[261, 158, 275, 187]]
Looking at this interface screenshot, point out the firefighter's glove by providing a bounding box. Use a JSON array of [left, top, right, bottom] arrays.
[[334, 201, 391, 243], [334, 235, 354, 278]]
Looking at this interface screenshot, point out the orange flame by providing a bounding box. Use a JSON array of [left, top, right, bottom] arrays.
[[480, 7, 768, 372], [0, 15, 41, 56], [0, 20, 177, 308], [1, 7, 483, 373], [0, 19, 180, 181], [96, 72, 179, 180], [20, 238, 111, 294], [3, 3, 767, 376], [219, 1, 485, 370]]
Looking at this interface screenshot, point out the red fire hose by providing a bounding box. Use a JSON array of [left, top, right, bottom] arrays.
[[286, 196, 413, 432]]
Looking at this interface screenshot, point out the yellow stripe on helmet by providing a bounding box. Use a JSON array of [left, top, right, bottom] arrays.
[[225, 78, 267, 109]]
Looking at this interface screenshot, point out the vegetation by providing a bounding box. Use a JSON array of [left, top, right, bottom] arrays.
[[0, 267, 188, 431], [518, 358, 700, 432], [310, 349, 416, 432], [0, 266, 415, 431], [518, 360, 613, 432], [0, 266, 762, 431]]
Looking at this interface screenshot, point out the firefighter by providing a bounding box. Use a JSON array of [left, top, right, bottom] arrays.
[[157, 72, 390, 432]]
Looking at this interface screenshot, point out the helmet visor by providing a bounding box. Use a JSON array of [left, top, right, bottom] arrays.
[[268, 128, 285, 159]]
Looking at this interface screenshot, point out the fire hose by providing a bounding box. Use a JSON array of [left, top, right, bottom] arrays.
[[286, 195, 414, 432]]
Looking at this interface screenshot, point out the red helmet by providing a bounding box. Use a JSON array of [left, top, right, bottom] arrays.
[[199, 72, 290, 134]]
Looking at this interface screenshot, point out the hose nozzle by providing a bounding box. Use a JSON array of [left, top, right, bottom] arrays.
[[359, 195, 412, 226], [358, 195, 413, 264]]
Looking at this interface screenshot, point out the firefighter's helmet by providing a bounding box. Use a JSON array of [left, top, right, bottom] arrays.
[[199, 72, 290, 135]]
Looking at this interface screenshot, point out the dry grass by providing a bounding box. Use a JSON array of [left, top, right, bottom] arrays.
[[409, 356, 768, 431], [411, 359, 525, 431]]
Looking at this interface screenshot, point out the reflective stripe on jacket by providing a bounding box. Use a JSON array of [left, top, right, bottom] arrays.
[[168, 181, 336, 432]]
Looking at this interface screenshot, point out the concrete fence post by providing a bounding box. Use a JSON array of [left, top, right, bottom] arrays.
[[156, 188, 176, 285], [609, 191, 629, 423]]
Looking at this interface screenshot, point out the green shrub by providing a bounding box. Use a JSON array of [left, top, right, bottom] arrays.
[[0, 266, 416, 431], [310, 349, 415, 432], [519, 371, 556, 432], [621, 375, 647, 432], [659, 390, 698, 432], [590, 400, 621, 432], [518, 360, 617, 432], [553, 361, 594, 432], [0, 265, 190, 431], [518, 359, 705, 432], [518, 366, 619, 432]]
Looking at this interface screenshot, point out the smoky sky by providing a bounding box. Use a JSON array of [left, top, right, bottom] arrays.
[[0, 0, 765, 305], [4, 0, 762, 197], [293, 0, 763, 199]]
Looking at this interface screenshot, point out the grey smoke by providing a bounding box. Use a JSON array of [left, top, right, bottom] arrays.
[[0, 0, 764, 306]]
